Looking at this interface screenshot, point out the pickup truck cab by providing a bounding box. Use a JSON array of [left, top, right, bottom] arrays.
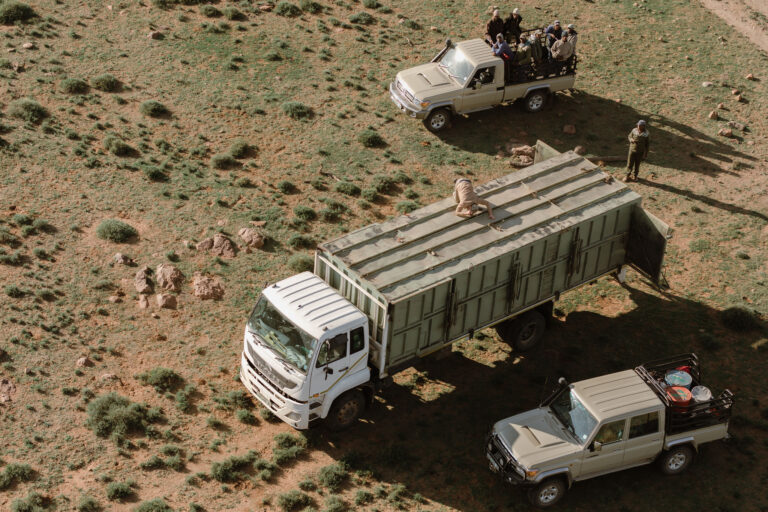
[[486, 354, 734, 507], [389, 37, 576, 132]]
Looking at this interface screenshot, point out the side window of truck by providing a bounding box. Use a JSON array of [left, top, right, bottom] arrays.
[[350, 327, 365, 354], [629, 412, 659, 438], [317, 333, 347, 367], [593, 419, 625, 445], [471, 67, 495, 87]]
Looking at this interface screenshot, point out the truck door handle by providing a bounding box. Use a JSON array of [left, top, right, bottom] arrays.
[[338, 367, 348, 372], [497, 86, 504, 91]]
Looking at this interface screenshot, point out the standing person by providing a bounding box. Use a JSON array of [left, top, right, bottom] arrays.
[[485, 9, 506, 45], [528, 31, 546, 67], [504, 8, 523, 44], [566, 24, 578, 49], [453, 178, 495, 220], [624, 120, 650, 182], [550, 33, 574, 61], [545, 20, 563, 49]]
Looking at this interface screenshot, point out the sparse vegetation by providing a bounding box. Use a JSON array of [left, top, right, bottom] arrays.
[[137, 367, 183, 392], [135, 498, 173, 512], [10, 492, 48, 512], [281, 101, 313, 120], [277, 490, 312, 512], [317, 462, 348, 492], [76, 495, 100, 512], [61, 78, 89, 94], [358, 129, 385, 147], [8, 98, 48, 124], [104, 135, 135, 156], [86, 393, 164, 442], [140, 100, 170, 117], [275, 2, 302, 17], [211, 154, 237, 169], [0, 2, 36, 25], [0, 463, 35, 490], [287, 254, 313, 272], [96, 219, 138, 243], [92, 73, 121, 92], [721, 306, 761, 331], [105, 481, 135, 502]]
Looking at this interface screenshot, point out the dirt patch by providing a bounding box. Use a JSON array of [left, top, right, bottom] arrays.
[[699, 0, 768, 53]]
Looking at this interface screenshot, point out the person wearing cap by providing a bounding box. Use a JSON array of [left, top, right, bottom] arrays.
[[550, 33, 574, 61], [504, 8, 523, 44], [453, 178, 495, 220], [545, 20, 563, 49], [492, 33, 515, 60], [624, 120, 650, 182], [485, 9, 506, 45], [566, 24, 578, 49]]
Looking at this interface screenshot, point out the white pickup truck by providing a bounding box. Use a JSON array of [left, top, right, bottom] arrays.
[[390, 37, 576, 132], [486, 354, 734, 507]]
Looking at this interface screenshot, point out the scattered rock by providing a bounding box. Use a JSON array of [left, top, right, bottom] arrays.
[[727, 120, 746, 131], [107, 295, 122, 304], [509, 155, 534, 168], [99, 373, 121, 385], [114, 252, 134, 266], [134, 266, 153, 294], [137, 295, 150, 309], [156, 263, 184, 292], [717, 102, 725, 109], [684, 55, 692, 61], [0, 378, 16, 403], [708, 111, 718, 120], [259, 4, 273, 11], [238, 228, 265, 250], [22, 42, 35, 50], [76, 356, 93, 368], [745, 73, 755, 80], [701, 81, 713, 88], [196, 233, 237, 257], [735, 94, 744, 103], [562, 125, 576, 135], [573, 145, 587, 155], [156, 293, 177, 309], [430, 26, 438, 31], [148, 30, 164, 40], [510, 144, 536, 158], [192, 273, 225, 300], [151, 313, 160, 319], [718, 128, 733, 138], [11, 61, 24, 72], [731, 88, 740, 95]]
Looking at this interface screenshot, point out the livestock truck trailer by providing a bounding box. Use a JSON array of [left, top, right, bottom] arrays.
[[239, 142, 671, 430]]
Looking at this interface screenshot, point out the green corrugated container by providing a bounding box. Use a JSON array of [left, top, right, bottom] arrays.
[[315, 142, 669, 377]]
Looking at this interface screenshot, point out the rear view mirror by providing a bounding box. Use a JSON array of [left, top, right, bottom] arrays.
[[592, 441, 602, 452]]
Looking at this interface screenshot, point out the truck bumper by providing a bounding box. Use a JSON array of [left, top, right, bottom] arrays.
[[389, 81, 428, 119], [240, 352, 313, 430]]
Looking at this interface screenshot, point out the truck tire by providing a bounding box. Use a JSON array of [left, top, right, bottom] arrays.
[[423, 108, 451, 132], [659, 445, 694, 475], [523, 90, 548, 113], [325, 390, 365, 431], [527, 477, 566, 508], [495, 310, 546, 351]]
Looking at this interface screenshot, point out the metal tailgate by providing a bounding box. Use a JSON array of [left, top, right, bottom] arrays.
[[626, 207, 670, 286]]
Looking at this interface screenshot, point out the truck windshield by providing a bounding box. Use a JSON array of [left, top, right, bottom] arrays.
[[247, 296, 316, 374], [550, 387, 598, 444], [438, 47, 473, 84]]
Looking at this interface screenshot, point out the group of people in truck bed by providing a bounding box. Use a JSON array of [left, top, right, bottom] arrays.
[[485, 8, 577, 82]]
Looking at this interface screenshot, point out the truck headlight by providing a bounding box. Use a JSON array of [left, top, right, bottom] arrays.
[[525, 469, 539, 480], [419, 100, 431, 108]]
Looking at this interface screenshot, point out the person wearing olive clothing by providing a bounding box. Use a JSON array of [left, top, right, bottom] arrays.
[[624, 120, 650, 182]]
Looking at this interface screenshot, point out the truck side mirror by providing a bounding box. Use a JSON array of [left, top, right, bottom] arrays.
[[320, 340, 331, 379], [592, 441, 602, 452]]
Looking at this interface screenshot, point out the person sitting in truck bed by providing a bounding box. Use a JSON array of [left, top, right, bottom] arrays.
[[566, 24, 578, 49], [544, 20, 563, 49], [492, 33, 515, 61], [526, 31, 547, 71], [551, 33, 574, 62], [453, 178, 495, 220], [485, 9, 506, 45], [509, 41, 532, 82]]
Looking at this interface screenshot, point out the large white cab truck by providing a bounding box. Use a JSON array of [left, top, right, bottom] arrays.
[[239, 143, 670, 430], [389, 37, 577, 132], [486, 353, 734, 508]]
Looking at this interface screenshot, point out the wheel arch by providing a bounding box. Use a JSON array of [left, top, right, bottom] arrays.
[[532, 468, 573, 488], [664, 436, 698, 452]]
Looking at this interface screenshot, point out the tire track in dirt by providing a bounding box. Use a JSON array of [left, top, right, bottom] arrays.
[[699, 0, 768, 54]]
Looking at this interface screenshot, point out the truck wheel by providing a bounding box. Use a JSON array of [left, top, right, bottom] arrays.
[[659, 445, 694, 475], [527, 478, 566, 508], [423, 108, 451, 132], [523, 90, 548, 113], [325, 390, 365, 431], [495, 310, 546, 351]]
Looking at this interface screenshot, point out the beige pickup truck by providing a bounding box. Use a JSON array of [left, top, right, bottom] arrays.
[[389, 38, 576, 132], [486, 354, 734, 507]]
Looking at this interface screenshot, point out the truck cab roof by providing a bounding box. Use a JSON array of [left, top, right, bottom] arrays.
[[262, 272, 367, 340], [572, 369, 663, 423], [454, 38, 500, 69]]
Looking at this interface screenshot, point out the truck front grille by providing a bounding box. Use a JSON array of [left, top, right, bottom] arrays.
[[488, 435, 525, 481], [396, 80, 414, 103]]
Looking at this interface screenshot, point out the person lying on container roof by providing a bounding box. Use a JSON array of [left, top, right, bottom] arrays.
[[453, 178, 495, 220]]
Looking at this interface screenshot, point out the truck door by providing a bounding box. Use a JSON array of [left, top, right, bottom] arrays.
[[623, 411, 663, 466], [309, 332, 350, 398], [457, 65, 504, 112], [626, 207, 670, 286], [579, 419, 628, 478]]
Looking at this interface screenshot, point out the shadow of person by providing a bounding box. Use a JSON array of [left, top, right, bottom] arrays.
[[431, 89, 755, 178]]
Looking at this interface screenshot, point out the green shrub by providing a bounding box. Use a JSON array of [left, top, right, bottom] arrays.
[[287, 254, 313, 272], [105, 481, 135, 502], [235, 408, 257, 424], [0, 2, 37, 25], [175, 384, 196, 413], [300, 0, 322, 13], [358, 129, 385, 147], [165, 454, 185, 471], [137, 367, 183, 392], [211, 153, 237, 169], [298, 478, 316, 491], [371, 174, 395, 194], [223, 6, 245, 20], [288, 234, 314, 249], [264, 50, 282, 61], [86, 392, 164, 440], [396, 201, 419, 214], [143, 165, 167, 182], [61, 78, 89, 94], [210, 451, 257, 482], [8, 98, 48, 124], [0, 463, 35, 490], [229, 139, 251, 158], [317, 462, 348, 492], [688, 239, 710, 253], [96, 219, 138, 243], [272, 433, 307, 465], [403, 19, 421, 30], [200, 5, 221, 17], [404, 187, 419, 199], [76, 495, 100, 512], [92, 74, 121, 92], [104, 135, 135, 156], [393, 170, 412, 184], [275, 2, 301, 17], [334, 181, 361, 196], [277, 490, 311, 512], [293, 205, 317, 221], [135, 498, 173, 512], [5, 284, 25, 298], [361, 188, 379, 202], [140, 100, 169, 117], [281, 101, 313, 120], [721, 306, 761, 332], [323, 495, 347, 512], [354, 490, 373, 506], [139, 455, 165, 470], [0, 228, 18, 245], [349, 12, 375, 24], [277, 180, 297, 193], [387, 483, 409, 502], [10, 492, 48, 512]]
